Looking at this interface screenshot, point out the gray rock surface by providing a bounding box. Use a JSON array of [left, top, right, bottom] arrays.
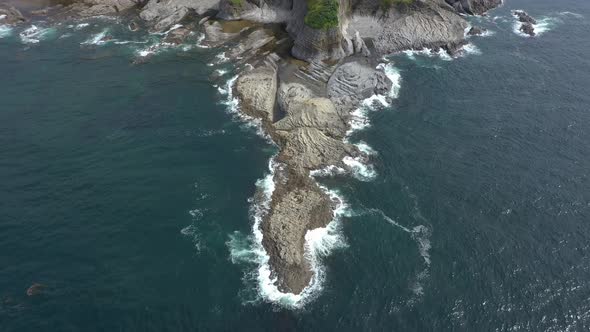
[[235, 60, 393, 294], [140, 0, 220, 31], [328, 61, 391, 112], [445, 0, 502, 15], [71, 0, 137, 17], [236, 67, 278, 122], [0, 5, 26, 25], [349, 3, 469, 56]]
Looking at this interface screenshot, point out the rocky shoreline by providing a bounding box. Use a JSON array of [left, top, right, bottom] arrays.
[[3, 0, 503, 299]]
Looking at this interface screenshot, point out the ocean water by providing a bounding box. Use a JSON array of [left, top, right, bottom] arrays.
[[2, 0, 590, 330]]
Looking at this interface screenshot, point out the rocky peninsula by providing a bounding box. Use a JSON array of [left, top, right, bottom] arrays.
[[4, 0, 503, 297]]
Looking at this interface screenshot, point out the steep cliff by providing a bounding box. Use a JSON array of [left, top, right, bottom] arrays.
[[215, 0, 500, 61]]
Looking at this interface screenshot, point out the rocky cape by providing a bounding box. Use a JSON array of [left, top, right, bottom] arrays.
[[9, 0, 503, 297]]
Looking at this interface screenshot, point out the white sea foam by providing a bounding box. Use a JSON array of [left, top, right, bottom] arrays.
[[218, 74, 271, 140], [75, 23, 90, 30], [180, 224, 202, 253], [189, 208, 204, 220], [369, 208, 432, 298], [20, 25, 55, 44], [214, 68, 229, 77], [227, 159, 348, 308], [512, 12, 560, 38], [355, 141, 377, 156], [403, 48, 453, 61], [309, 165, 347, 178], [558, 11, 583, 19], [113, 40, 148, 45], [343, 156, 377, 182], [460, 43, 482, 56], [0, 25, 12, 39], [0, 14, 7, 21], [81, 28, 110, 45], [196, 33, 210, 48], [377, 62, 402, 99]]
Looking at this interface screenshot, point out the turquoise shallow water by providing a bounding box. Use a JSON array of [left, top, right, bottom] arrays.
[[1, 0, 590, 330]]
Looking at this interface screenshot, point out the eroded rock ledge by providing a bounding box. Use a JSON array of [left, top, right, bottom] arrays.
[[17, 0, 503, 296]]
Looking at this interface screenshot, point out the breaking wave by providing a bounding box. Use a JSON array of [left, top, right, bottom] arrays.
[[0, 25, 12, 39], [344, 62, 402, 180], [20, 25, 56, 44], [81, 28, 110, 45], [227, 159, 349, 308]]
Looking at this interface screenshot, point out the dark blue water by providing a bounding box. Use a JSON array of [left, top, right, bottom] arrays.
[[1, 0, 590, 330]]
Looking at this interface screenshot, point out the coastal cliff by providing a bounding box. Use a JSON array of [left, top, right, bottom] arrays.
[[5, 0, 503, 299]]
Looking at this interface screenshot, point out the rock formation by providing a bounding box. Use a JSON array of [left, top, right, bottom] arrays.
[[235, 58, 392, 293], [22, 0, 504, 297], [0, 4, 26, 24], [514, 10, 537, 37]]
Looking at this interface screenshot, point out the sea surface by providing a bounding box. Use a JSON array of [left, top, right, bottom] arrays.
[[1, 0, 590, 331]]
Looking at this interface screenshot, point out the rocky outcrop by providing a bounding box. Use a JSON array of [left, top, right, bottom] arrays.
[[349, 3, 468, 56], [445, 0, 502, 15], [234, 58, 392, 294], [140, 0, 220, 31], [513, 10, 537, 37], [236, 66, 278, 122], [64, 0, 137, 17], [0, 4, 26, 24]]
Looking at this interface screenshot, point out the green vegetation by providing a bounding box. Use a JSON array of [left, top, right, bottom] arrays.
[[230, 0, 243, 7], [304, 0, 340, 30]]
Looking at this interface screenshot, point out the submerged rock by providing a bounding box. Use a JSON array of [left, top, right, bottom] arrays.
[[468, 26, 486, 36], [26, 283, 46, 297]]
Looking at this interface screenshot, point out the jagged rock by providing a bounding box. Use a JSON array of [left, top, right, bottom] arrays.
[[76, 0, 137, 17], [235, 67, 278, 122], [0, 5, 26, 25], [261, 175, 333, 294], [328, 61, 391, 112], [277, 83, 313, 116], [445, 0, 502, 15], [227, 29, 275, 59], [349, 3, 469, 56], [468, 26, 486, 36], [513, 10, 536, 37], [520, 22, 535, 37], [513, 10, 537, 25], [140, 0, 220, 31], [164, 26, 192, 44], [218, 0, 292, 22]]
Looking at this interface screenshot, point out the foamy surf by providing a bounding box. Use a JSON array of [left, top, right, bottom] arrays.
[[0, 25, 12, 39], [512, 11, 561, 38], [369, 208, 432, 299], [180, 224, 202, 253], [20, 25, 56, 44], [81, 28, 110, 45], [227, 159, 348, 308], [403, 48, 453, 61], [218, 74, 272, 141], [342, 62, 402, 181], [343, 156, 377, 182]]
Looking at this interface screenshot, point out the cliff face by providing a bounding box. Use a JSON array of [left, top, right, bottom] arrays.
[[445, 0, 502, 15], [216, 0, 500, 61]]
